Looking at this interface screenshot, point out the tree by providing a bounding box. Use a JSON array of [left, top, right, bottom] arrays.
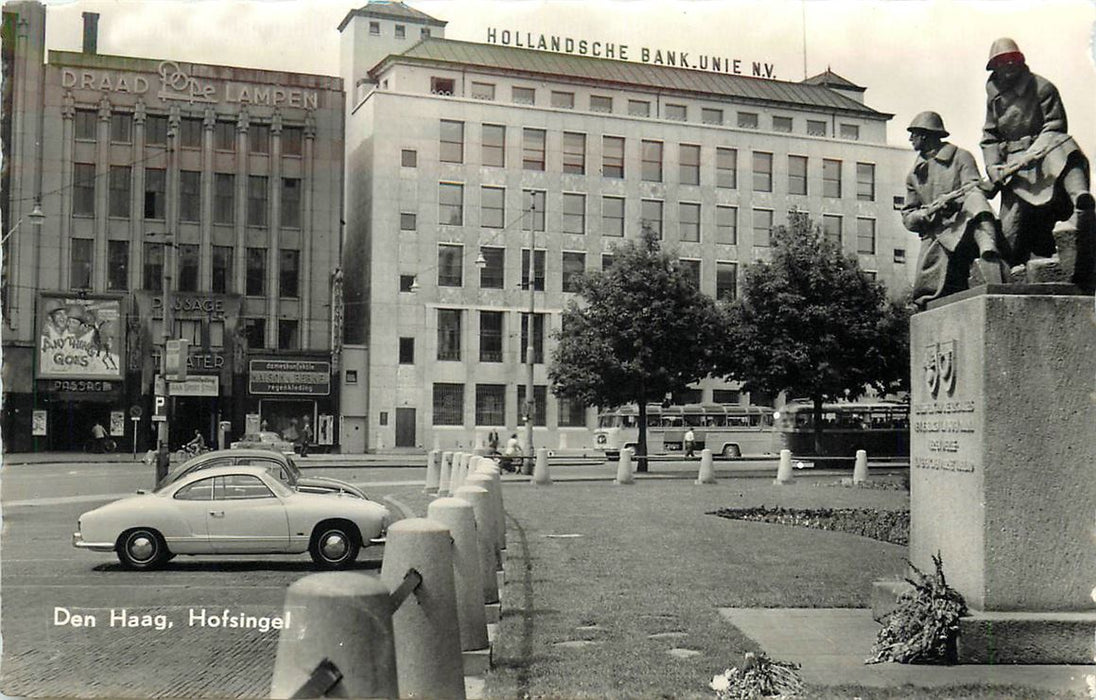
[[720, 211, 910, 454], [550, 225, 724, 471]]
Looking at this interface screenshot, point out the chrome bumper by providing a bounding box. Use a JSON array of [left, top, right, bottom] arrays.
[[72, 531, 115, 552]]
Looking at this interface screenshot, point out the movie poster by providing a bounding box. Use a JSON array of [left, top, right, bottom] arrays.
[[36, 295, 125, 380]]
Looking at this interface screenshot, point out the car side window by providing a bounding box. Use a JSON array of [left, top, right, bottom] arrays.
[[216, 474, 276, 500], [175, 477, 215, 501]]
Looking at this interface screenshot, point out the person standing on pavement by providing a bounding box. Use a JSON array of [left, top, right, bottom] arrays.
[[300, 417, 313, 457], [91, 421, 107, 453], [684, 428, 696, 458]]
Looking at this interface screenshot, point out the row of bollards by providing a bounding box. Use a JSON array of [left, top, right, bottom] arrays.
[[775, 448, 871, 485]]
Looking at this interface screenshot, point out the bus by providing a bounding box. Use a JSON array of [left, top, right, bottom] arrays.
[[593, 403, 776, 460], [774, 400, 910, 465]]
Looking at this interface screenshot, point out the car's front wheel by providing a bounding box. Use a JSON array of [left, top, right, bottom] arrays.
[[309, 521, 361, 569], [116, 528, 169, 570]]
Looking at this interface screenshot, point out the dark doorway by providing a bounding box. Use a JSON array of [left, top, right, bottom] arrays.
[[395, 408, 416, 448], [171, 396, 220, 450]]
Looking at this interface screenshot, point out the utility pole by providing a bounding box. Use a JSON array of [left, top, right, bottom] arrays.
[[522, 197, 536, 475], [154, 127, 178, 485]]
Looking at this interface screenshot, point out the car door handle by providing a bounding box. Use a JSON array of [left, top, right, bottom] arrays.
[[209, 511, 225, 518]]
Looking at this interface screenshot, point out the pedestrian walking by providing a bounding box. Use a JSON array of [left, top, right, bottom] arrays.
[[684, 428, 696, 458], [300, 417, 313, 457]]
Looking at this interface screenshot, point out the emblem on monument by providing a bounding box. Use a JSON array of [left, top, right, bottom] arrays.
[[937, 340, 957, 395], [924, 343, 939, 396]]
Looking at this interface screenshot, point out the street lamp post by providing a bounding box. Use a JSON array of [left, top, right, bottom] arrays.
[[522, 200, 536, 475], [153, 129, 178, 485]]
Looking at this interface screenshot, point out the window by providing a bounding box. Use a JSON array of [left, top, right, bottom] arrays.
[[679, 144, 700, 186], [551, 91, 575, 109], [421, 27, 431, 38], [562, 193, 585, 234], [807, 119, 827, 137], [369, 20, 380, 35], [212, 246, 233, 293], [512, 86, 535, 104], [281, 178, 301, 228], [523, 190, 546, 232], [602, 254, 614, 270], [180, 170, 201, 222], [841, 123, 860, 140], [75, 109, 96, 140], [175, 477, 215, 501], [395, 24, 405, 39], [246, 248, 265, 295], [479, 247, 504, 289], [107, 240, 129, 291], [481, 187, 504, 228], [146, 115, 168, 145], [665, 103, 687, 121], [602, 136, 624, 178], [738, 112, 759, 129], [282, 126, 303, 156], [641, 140, 663, 182], [590, 95, 612, 113], [822, 214, 843, 246], [143, 242, 164, 291], [521, 249, 546, 291], [73, 163, 97, 216], [400, 212, 417, 231], [109, 166, 131, 218], [431, 77, 455, 95], [470, 82, 495, 100], [863, 270, 877, 281], [209, 321, 225, 348], [522, 128, 546, 171], [144, 168, 166, 219], [602, 196, 624, 237], [437, 309, 462, 361], [680, 202, 701, 242], [250, 123, 270, 154], [214, 173, 234, 224], [716, 206, 738, 245], [433, 384, 464, 425], [247, 176, 268, 226], [641, 199, 663, 238], [399, 275, 415, 292], [773, 115, 793, 133], [856, 162, 876, 202], [558, 398, 586, 427], [70, 239, 93, 289], [562, 251, 585, 292], [712, 389, 741, 404], [278, 320, 299, 350], [520, 313, 546, 364], [280, 249, 300, 297], [437, 244, 463, 287], [110, 113, 132, 143], [243, 318, 266, 349], [399, 337, 414, 364], [716, 148, 737, 189], [178, 244, 199, 292], [482, 124, 505, 167], [439, 120, 464, 163], [517, 385, 547, 426], [401, 149, 418, 167], [679, 259, 701, 287], [476, 385, 506, 425], [562, 132, 586, 174], [788, 155, 808, 196], [752, 152, 773, 192], [716, 261, 738, 301], [701, 108, 723, 125], [439, 183, 463, 226], [857, 218, 876, 254], [180, 117, 202, 148], [752, 209, 774, 247], [214, 120, 235, 151], [628, 100, 650, 117], [823, 159, 842, 198], [894, 248, 907, 264], [479, 311, 503, 362]]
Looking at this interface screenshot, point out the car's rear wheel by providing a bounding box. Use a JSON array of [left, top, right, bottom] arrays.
[[722, 444, 741, 458], [116, 528, 169, 570], [309, 521, 361, 569]]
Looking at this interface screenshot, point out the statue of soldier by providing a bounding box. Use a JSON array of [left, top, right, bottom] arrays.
[[902, 112, 1008, 310], [981, 37, 1093, 284]]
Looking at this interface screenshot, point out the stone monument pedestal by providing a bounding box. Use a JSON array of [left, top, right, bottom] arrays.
[[906, 284, 1096, 664]]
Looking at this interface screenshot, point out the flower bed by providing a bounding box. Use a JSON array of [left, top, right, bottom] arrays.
[[708, 506, 909, 546]]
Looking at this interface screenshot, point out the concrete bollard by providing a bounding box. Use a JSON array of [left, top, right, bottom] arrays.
[[380, 519, 467, 700], [424, 450, 441, 494], [774, 449, 795, 485], [427, 498, 489, 652], [465, 472, 501, 567], [269, 572, 397, 699], [474, 460, 507, 551], [696, 448, 717, 484], [532, 447, 552, 486], [438, 451, 454, 496], [454, 485, 500, 605], [853, 449, 869, 484], [615, 449, 635, 485], [449, 452, 463, 492]]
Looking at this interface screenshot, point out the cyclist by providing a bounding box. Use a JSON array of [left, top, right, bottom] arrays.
[[90, 422, 107, 453], [184, 430, 207, 455]]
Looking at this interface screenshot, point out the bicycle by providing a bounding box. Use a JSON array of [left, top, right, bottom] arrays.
[[84, 437, 117, 453], [174, 443, 211, 462]]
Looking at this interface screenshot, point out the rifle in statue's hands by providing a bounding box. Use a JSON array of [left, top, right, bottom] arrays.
[[920, 145, 1051, 219]]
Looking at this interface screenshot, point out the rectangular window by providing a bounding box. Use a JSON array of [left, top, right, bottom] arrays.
[[523, 190, 546, 232], [701, 107, 723, 125], [602, 196, 624, 237], [180, 117, 202, 148], [246, 247, 265, 295], [590, 95, 612, 113], [212, 245, 233, 294], [146, 115, 168, 145], [521, 249, 546, 291], [431, 77, 455, 95], [107, 240, 129, 291], [109, 166, 131, 218], [180, 170, 201, 222], [110, 113, 132, 143], [562, 132, 586, 175], [75, 109, 96, 140], [402, 149, 418, 167], [752, 152, 773, 192], [69, 239, 93, 289], [517, 385, 547, 426], [280, 249, 300, 297], [641, 199, 663, 238], [369, 21, 380, 35], [857, 218, 876, 254], [712, 389, 741, 404], [773, 115, 793, 133], [716, 261, 738, 301], [250, 123, 271, 154], [680, 202, 701, 243], [143, 242, 164, 291], [562, 251, 585, 292], [399, 275, 415, 292], [665, 103, 687, 121], [520, 313, 546, 364], [214, 173, 234, 224], [822, 214, 842, 246], [679, 259, 701, 287], [395, 24, 405, 39], [512, 86, 535, 105], [73, 163, 97, 216], [470, 82, 495, 100], [551, 91, 575, 109], [439, 120, 464, 163], [476, 385, 506, 425], [244, 318, 266, 349], [753, 209, 774, 247], [522, 128, 546, 171], [679, 144, 700, 186], [641, 140, 663, 182], [894, 248, 907, 264], [482, 124, 505, 167], [439, 183, 463, 226], [399, 337, 414, 364], [282, 126, 303, 156], [602, 136, 624, 178], [823, 159, 842, 198], [281, 178, 301, 228], [479, 247, 504, 289], [214, 120, 235, 151], [558, 398, 586, 427], [481, 186, 505, 228], [716, 205, 738, 245], [788, 155, 808, 196], [278, 320, 299, 350], [479, 311, 503, 362], [144, 168, 166, 219], [628, 100, 650, 117], [738, 112, 759, 129], [433, 384, 464, 425], [857, 162, 876, 202], [807, 119, 827, 137], [247, 176, 268, 226], [400, 212, 417, 231], [437, 244, 463, 287], [562, 193, 586, 234], [437, 309, 462, 361], [716, 148, 737, 189], [841, 123, 860, 140], [177, 244, 199, 292], [602, 254, 614, 270]]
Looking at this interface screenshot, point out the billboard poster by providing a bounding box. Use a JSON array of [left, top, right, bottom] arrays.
[[37, 295, 125, 380]]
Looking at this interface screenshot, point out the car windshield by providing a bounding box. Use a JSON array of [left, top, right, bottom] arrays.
[[284, 456, 303, 483]]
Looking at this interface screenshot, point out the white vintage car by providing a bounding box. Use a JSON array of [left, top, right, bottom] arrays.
[[73, 465, 390, 570]]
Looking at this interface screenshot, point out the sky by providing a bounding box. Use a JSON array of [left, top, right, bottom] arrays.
[[41, 0, 1096, 167]]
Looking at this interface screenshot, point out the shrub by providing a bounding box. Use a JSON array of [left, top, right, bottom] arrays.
[[710, 651, 804, 699]]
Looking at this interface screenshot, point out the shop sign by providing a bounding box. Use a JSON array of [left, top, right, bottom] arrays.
[[249, 360, 331, 396], [37, 295, 124, 380], [168, 375, 220, 397], [46, 379, 116, 393], [165, 339, 189, 381]]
